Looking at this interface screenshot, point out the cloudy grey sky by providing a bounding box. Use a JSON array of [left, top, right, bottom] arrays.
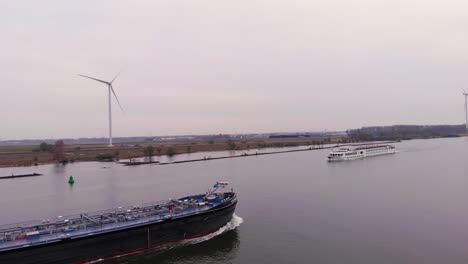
[[1, 0, 467, 139]]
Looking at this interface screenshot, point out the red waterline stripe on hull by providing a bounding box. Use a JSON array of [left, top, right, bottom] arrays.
[[74, 228, 221, 264]]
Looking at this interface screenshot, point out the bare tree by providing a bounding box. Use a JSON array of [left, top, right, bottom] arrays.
[[143, 146, 154, 160], [53, 140, 65, 162]]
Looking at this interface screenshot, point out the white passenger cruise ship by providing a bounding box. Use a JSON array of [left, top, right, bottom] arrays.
[[327, 144, 396, 161]]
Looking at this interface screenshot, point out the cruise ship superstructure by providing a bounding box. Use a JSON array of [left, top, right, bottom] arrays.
[[327, 144, 396, 161]]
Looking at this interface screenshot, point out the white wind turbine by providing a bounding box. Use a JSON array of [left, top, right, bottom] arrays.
[[78, 72, 124, 147], [463, 90, 468, 130]]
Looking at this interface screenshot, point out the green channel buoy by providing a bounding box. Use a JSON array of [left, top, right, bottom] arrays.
[[68, 176, 75, 185]]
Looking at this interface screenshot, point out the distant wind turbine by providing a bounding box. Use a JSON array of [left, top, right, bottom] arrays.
[[78, 72, 124, 147], [463, 90, 468, 130]]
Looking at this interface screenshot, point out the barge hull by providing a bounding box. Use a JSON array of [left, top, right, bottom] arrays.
[[0, 200, 236, 264]]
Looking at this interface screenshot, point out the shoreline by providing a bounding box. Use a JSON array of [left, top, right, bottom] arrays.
[[0, 137, 347, 168], [0, 139, 404, 169]]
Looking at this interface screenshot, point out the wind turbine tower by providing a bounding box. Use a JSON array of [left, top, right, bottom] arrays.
[[78, 73, 124, 147], [464, 91, 468, 131]]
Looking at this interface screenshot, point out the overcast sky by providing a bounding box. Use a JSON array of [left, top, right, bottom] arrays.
[[1, 0, 468, 139]]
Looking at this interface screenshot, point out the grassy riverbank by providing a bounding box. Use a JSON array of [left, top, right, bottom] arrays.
[[0, 136, 347, 167]]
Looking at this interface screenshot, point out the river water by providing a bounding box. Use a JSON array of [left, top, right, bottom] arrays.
[[1, 138, 468, 263]]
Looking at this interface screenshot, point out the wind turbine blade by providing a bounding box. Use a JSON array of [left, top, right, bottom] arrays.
[[109, 84, 124, 112], [78, 74, 110, 85], [110, 71, 121, 84]]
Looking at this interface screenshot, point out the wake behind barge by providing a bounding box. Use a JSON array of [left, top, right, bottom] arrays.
[[0, 182, 237, 264]]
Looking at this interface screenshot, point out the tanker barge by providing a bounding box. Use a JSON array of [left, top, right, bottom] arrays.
[[0, 182, 237, 264]]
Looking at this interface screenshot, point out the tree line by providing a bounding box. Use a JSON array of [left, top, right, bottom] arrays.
[[347, 125, 465, 141]]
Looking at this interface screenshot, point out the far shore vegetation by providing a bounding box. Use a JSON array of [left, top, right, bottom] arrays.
[[0, 136, 342, 167], [0, 124, 466, 167]]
